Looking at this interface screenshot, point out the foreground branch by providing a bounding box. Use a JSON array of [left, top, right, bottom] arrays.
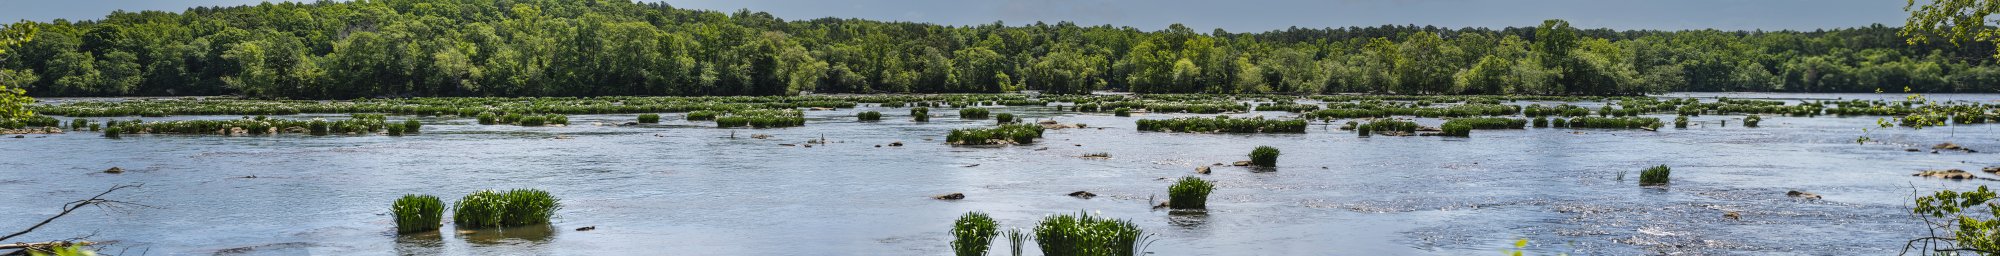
[[0, 184, 142, 242]]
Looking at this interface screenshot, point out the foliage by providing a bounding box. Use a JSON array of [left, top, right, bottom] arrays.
[[637, 114, 661, 123], [996, 113, 1016, 124], [27, 245, 96, 256], [1250, 146, 1281, 167], [1136, 116, 1306, 133], [1034, 212, 1145, 256], [686, 110, 719, 121], [1, 23, 37, 121], [1743, 115, 1762, 127], [948, 124, 1045, 145], [1113, 107, 1131, 117], [1908, 185, 2000, 254], [452, 189, 561, 228], [961, 107, 991, 119], [952, 212, 1000, 256], [393, 194, 444, 234], [715, 109, 804, 128], [1639, 165, 1671, 186], [857, 111, 882, 121], [912, 107, 931, 122], [1674, 115, 1689, 128], [1168, 177, 1214, 210]]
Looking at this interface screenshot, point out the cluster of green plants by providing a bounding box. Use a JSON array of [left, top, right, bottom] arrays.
[[1034, 212, 1146, 256], [452, 189, 561, 228], [1256, 102, 1321, 112], [1907, 186, 2000, 254], [857, 111, 882, 121], [393, 194, 445, 234], [95, 115, 413, 136], [715, 109, 805, 128], [1353, 119, 1419, 136], [1639, 165, 1671, 186], [1168, 177, 1214, 210], [947, 124, 1046, 145], [686, 110, 720, 121], [1249, 146, 1281, 167], [1562, 117, 1664, 130], [1442, 117, 1526, 129], [1136, 116, 1307, 133], [637, 114, 661, 124], [1674, 115, 1690, 128], [1113, 107, 1132, 117], [952, 212, 1000, 256], [1743, 115, 1763, 127], [0, 115, 58, 129], [960, 108, 991, 119], [912, 107, 931, 122], [995, 113, 1017, 124]]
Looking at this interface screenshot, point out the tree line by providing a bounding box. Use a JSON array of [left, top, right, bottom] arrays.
[[0, 0, 1995, 99]]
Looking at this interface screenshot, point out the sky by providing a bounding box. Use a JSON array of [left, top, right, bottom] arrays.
[[1, 0, 1913, 32]]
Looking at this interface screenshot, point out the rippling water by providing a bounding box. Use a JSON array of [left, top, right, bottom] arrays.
[[3, 93, 1999, 255]]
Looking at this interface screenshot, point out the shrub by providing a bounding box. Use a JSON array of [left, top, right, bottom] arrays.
[[501, 113, 524, 124], [1639, 165, 1671, 186], [1744, 115, 1762, 127], [1136, 116, 1306, 133], [477, 112, 498, 125], [1439, 123, 1471, 137], [545, 114, 569, 125], [996, 113, 1016, 124], [387, 123, 407, 136], [1168, 177, 1213, 210], [952, 212, 1000, 256], [1551, 117, 1569, 128], [961, 107, 991, 119], [716, 109, 806, 128], [1442, 118, 1526, 129], [453, 189, 561, 228], [404, 119, 422, 133], [393, 194, 444, 234], [858, 111, 882, 121], [1566, 117, 1661, 129], [1250, 146, 1280, 167], [638, 114, 661, 123], [1533, 117, 1549, 128], [1113, 107, 1132, 117], [912, 107, 931, 122], [103, 126, 121, 138], [69, 118, 89, 131], [948, 124, 1045, 145], [686, 110, 719, 121], [1674, 115, 1689, 128], [519, 116, 547, 126], [1035, 212, 1144, 256]]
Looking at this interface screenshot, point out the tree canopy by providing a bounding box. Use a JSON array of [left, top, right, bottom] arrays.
[[0, 0, 1995, 99]]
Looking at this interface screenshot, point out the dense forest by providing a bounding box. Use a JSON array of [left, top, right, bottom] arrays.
[[0, 0, 1996, 99]]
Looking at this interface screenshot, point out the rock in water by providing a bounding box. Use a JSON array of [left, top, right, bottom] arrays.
[[1067, 191, 1097, 199], [103, 167, 124, 174], [933, 193, 965, 200], [1786, 190, 1822, 200], [574, 226, 596, 231], [1935, 143, 1965, 150], [1724, 211, 1741, 220], [1915, 169, 1980, 180], [888, 141, 904, 147], [1195, 166, 1211, 175], [1232, 161, 1252, 166], [1985, 166, 2000, 173]]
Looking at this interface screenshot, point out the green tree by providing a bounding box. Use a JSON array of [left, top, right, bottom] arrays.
[[1, 23, 36, 121], [1904, 0, 2000, 58]]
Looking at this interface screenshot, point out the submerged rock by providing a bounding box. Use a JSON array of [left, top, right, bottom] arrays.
[[1080, 153, 1111, 159], [574, 226, 596, 231], [1986, 166, 2000, 173], [933, 193, 965, 200], [1786, 190, 1822, 200], [888, 141, 904, 147], [103, 167, 124, 174], [1914, 169, 1983, 180], [1724, 211, 1741, 220], [1196, 166, 1211, 175], [1068, 191, 1097, 199], [1935, 143, 1966, 150], [751, 134, 773, 139], [1232, 161, 1252, 166]]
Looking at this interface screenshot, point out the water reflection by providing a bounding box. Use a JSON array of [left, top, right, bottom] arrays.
[[1166, 210, 1209, 227], [456, 224, 557, 245]]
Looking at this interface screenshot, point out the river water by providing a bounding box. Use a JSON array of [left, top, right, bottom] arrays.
[[3, 93, 1999, 255]]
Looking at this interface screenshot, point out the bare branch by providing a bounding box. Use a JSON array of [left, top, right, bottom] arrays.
[[0, 184, 142, 242]]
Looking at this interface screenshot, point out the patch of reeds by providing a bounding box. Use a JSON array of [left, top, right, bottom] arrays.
[[996, 113, 1017, 124], [1743, 115, 1762, 127], [952, 212, 1000, 256], [477, 112, 498, 125], [1639, 165, 1671, 186], [452, 189, 561, 228], [947, 124, 1045, 145], [686, 110, 719, 121], [393, 194, 444, 234], [858, 111, 882, 121], [1113, 107, 1132, 117], [1136, 116, 1306, 133], [1168, 177, 1213, 210], [1566, 117, 1662, 130], [1674, 115, 1689, 128], [715, 109, 805, 128], [913, 107, 931, 122], [1035, 212, 1145, 256], [638, 114, 661, 123], [1249, 146, 1280, 166], [961, 108, 991, 119]]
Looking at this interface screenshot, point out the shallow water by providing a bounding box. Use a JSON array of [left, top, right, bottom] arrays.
[[3, 93, 1998, 255]]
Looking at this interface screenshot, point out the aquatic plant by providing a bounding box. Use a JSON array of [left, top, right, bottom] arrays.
[[686, 110, 719, 121], [501, 113, 524, 124], [1034, 212, 1144, 256], [386, 123, 407, 136], [1113, 107, 1131, 117], [716, 109, 806, 128], [1442, 117, 1526, 129], [961, 107, 991, 119], [1135, 116, 1307, 133], [1439, 122, 1471, 137], [952, 212, 1000, 256], [858, 111, 882, 121], [912, 107, 931, 122], [69, 118, 89, 131], [518, 116, 547, 126], [1674, 115, 1689, 129], [1639, 165, 1671, 186], [1250, 146, 1280, 167], [393, 194, 444, 234], [404, 119, 422, 133], [1533, 117, 1548, 128], [948, 124, 1046, 145], [26, 244, 96, 256], [1004, 228, 1030, 256], [452, 189, 561, 228], [1551, 117, 1569, 128], [477, 112, 498, 125], [638, 114, 661, 123], [1744, 115, 1762, 127], [1168, 177, 1213, 210], [1566, 117, 1662, 129], [102, 126, 120, 138], [996, 113, 1017, 124]]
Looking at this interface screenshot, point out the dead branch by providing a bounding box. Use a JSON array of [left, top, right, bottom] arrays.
[[0, 184, 142, 243]]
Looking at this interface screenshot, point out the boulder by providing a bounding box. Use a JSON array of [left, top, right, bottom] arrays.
[[1914, 169, 1981, 180], [102, 167, 124, 174], [1936, 143, 1966, 150], [1195, 166, 1211, 175], [1232, 161, 1252, 166], [574, 226, 596, 231], [1986, 166, 2000, 173], [933, 193, 965, 200], [1723, 211, 1741, 220], [1067, 191, 1097, 199], [888, 141, 904, 147], [1786, 190, 1822, 200]]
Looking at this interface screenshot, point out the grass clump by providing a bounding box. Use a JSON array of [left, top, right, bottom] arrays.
[[1034, 212, 1145, 256], [1674, 115, 1689, 128], [1249, 146, 1280, 167], [715, 109, 806, 128], [996, 113, 1017, 124], [1743, 115, 1762, 127], [452, 189, 562, 228], [1439, 122, 1471, 137], [961, 108, 991, 119], [1168, 177, 1214, 210], [948, 124, 1046, 145], [1136, 116, 1306, 133], [1354, 119, 1418, 136], [518, 116, 547, 126], [387, 123, 407, 136], [1639, 165, 1671, 186], [952, 212, 1000, 256], [1113, 107, 1132, 117], [393, 194, 444, 234], [477, 112, 498, 125], [686, 110, 719, 121], [638, 114, 661, 123], [858, 111, 882, 121], [404, 119, 421, 133], [1566, 117, 1662, 130], [912, 107, 931, 122], [1533, 117, 1549, 128]]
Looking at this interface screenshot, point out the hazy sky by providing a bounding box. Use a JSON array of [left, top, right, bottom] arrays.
[[1, 0, 1913, 32]]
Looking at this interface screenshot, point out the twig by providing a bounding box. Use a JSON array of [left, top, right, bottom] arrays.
[[0, 184, 143, 242]]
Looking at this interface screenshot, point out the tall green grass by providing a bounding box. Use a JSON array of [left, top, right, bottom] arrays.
[[638, 114, 661, 123], [1743, 115, 1762, 127], [477, 112, 498, 125], [996, 113, 1017, 124], [1035, 212, 1145, 256], [1639, 165, 1671, 186], [1113, 107, 1132, 117], [1250, 146, 1280, 167], [1169, 177, 1213, 210], [1674, 115, 1689, 128], [393, 194, 444, 234], [686, 110, 719, 121], [912, 107, 931, 122], [952, 212, 1000, 256], [452, 189, 561, 228], [858, 111, 882, 121], [961, 108, 991, 119], [715, 109, 806, 128], [948, 124, 1046, 145], [1136, 116, 1306, 133]]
